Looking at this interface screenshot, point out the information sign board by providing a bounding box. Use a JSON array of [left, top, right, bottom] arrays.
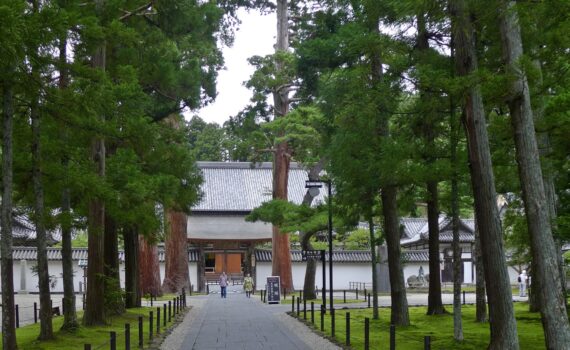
[[266, 276, 281, 304], [301, 249, 325, 262]]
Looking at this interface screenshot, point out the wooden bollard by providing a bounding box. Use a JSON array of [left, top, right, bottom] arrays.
[[125, 324, 131, 350], [296, 296, 300, 316], [368, 293, 371, 308], [364, 317, 370, 350], [157, 307, 161, 334], [343, 290, 346, 303], [346, 312, 350, 346], [168, 301, 172, 322], [110, 331, 117, 350], [150, 294, 153, 307], [163, 304, 167, 326], [463, 290, 466, 305], [390, 324, 396, 350], [356, 288, 359, 300], [331, 308, 335, 338], [34, 302, 38, 323], [311, 302, 315, 324], [138, 316, 143, 347], [424, 335, 431, 350], [303, 298, 307, 320], [320, 305, 325, 331], [84, 344, 91, 350], [149, 311, 154, 340], [291, 296, 295, 313], [15, 305, 19, 328]]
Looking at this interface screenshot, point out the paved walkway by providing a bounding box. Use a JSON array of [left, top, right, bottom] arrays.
[[161, 290, 340, 350]]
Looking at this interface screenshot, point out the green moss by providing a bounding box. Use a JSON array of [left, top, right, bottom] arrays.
[[300, 303, 549, 350], [1, 307, 179, 350]]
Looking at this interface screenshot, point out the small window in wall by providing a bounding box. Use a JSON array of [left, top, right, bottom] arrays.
[[205, 253, 215, 273]]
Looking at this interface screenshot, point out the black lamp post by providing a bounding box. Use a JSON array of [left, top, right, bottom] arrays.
[[306, 178, 333, 314]]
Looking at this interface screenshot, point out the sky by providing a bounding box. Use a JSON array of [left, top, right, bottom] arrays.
[[187, 9, 276, 126]]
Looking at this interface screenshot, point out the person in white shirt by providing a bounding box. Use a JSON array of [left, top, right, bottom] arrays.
[[518, 270, 528, 297]]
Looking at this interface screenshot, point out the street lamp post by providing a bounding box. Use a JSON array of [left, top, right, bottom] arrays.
[[306, 178, 334, 314]]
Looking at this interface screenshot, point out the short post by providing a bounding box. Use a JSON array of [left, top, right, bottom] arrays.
[[331, 308, 335, 338], [364, 317, 370, 350], [110, 331, 116, 350], [364, 288, 367, 299], [34, 302, 38, 323], [343, 290, 346, 303], [292, 296, 295, 313], [390, 324, 396, 350], [125, 323, 131, 350], [463, 290, 466, 305], [15, 305, 19, 328], [62, 297, 65, 314], [150, 294, 153, 307], [345, 312, 350, 346], [138, 316, 143, 347], [311, 302, 315, 324], [149, 311, 154, 341], [84, 344, 91, 350], [368, 293, 371, 308], [283, 288, 287, 299], [296, 296, 300, 316], [163, 304, 167, 326], [303, 298, 307, 320], [173, 298, 176, 316], [424, 335, 431, 350], [320, 305, 325, 331], [157, 307, 161, 334], [206, 284, 209, 294], [356, 288, 359, 300], [168, 301, 172, 322]]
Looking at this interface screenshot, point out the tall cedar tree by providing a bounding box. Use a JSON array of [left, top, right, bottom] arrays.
[[497, 0, 570, 346], [271, 0, 294, 291], [449, 0, 519, 348]]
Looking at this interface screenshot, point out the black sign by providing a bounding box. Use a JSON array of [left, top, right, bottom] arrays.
[[266, 276, 281, 304], [301, 249, 325, 262]]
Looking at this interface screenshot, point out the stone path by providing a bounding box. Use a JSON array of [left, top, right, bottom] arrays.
[[161, 291, 340, 350]]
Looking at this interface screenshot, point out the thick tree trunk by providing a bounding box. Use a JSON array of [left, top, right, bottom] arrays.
[[162, 210, 190, 293], [124, 226, 141, 308], [271, 0, 294, 292], [426, 181, 445, 315], [498, 2, 570, 346], [474, 224, 487, 322], [369, 216, 379, 320], [139, 236, 162, 296], [104, 215, 123, 314], [1, 67, 18, 350], [84, 11, 106, 323], [381, 187, 410, 326], [31, 74, 54, 340], [450, 0, 519, 348], [59, 28, 78, 331]]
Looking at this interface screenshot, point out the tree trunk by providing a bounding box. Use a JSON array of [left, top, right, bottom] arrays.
[[271, 0, 294, 292], [528, 260, 540, 312], [84, 3, 106, 323], [59, 27, 78, 332], [474, 224, 487, 322], [498, 1, 570, 346], [104, 215, 124, 314], [381, 187, 410, 326], [162, 210, 190, 293], [196, 244, 205, 292], [139, 236, 162, 296], [1, 66, 18, 350], [31, 66, 54, 340], [124, 226, 140, 308], [369, 215, 379, 320], [426, 181, 446, 315], [450, 0, 519, 347]]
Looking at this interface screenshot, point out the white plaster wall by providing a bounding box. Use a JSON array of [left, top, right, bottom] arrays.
[[188, 215, 272, 240]]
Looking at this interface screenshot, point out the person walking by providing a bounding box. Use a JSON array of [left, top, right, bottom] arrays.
[[518, 270, 528, 297], [243, 273, 254, 298], [220, 272, 228, 298]]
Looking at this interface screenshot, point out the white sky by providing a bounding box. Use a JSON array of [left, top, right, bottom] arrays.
[[187, 9, 276, 126]]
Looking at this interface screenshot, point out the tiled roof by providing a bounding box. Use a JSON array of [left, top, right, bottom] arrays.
[[401, 250, 429, 262], [191, 162, 327, 212], [11, 247, 199, 263], [254, 249, 372, 263], [400, 216, 475, 245], [1, 212, 69, 246], [438, 230, 475, 243]]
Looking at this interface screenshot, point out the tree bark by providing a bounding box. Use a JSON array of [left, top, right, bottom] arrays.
[[498, 1, 570, 346], [124, 226, 141, 308], [84, 1, 106, 324], [474, 224, 487, 322], [381, 187, 410, 326], [271, 0, 294, 292], [139, 236, 162, 296], [426, 181, 446, 315], [104, 214, 124, 314], [58, 26, 78, 331], [31, 63, 54, 340], [450, 0, 519, 347], [1, 65, 18, 350], [162, 210, 190, 293]]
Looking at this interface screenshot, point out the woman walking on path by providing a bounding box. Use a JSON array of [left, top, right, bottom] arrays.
[[243, 274, 254, 298], [219, 272, 228, 298]]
